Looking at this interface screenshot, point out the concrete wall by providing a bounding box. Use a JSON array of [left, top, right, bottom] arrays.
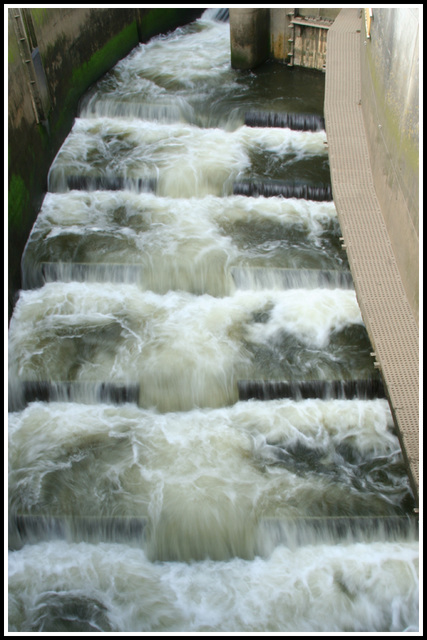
[[229, 8, 270, 69], [8, 7, 203, 317], [360, 8, 419, 322]]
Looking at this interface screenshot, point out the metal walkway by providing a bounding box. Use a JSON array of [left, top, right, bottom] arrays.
[[324, 9, 419, 500]]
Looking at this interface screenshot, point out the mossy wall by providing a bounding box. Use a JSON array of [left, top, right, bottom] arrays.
[[7, 7, 204, 318]]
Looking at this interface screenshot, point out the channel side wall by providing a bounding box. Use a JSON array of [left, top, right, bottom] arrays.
[[8, 7, 203, 317], [360, 8, 419, 323]]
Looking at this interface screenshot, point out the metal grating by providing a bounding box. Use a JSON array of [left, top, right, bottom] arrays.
[[324, 9, 419, 498]]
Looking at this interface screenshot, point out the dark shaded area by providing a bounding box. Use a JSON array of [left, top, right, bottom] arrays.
[[9, 381, 140, 412], [233, 180, 333, 201], [238, 378, 386, 401], [25, 592, 113, 632], [245, 110, 325, 131]]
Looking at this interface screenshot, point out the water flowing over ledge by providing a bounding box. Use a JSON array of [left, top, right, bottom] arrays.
[[8, 9, 418, 633]]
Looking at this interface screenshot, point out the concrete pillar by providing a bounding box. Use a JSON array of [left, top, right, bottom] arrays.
[[229, 8, 270, 70], [270, 8, 293, 62]]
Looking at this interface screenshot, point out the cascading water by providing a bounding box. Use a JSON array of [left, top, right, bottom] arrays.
[[8, 10, 419, 632]]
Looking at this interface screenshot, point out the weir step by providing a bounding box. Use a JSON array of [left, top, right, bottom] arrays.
[[27, 264, 355, 291], [260, 515, 418, 547], [238, 378, 386, 401], [35, 264, 354, 290], [9, 513, 418, 551], [9, 515, 147, 549], [214, 8, 229, 22], [245, 110, 325, 131], [231, 267, 354, 290], [9, 381, 140, 411], [9, 378, 387, 411], [51, 175, 157, 193], [40, 262, 144, 285], [233, 180, 333, 201]]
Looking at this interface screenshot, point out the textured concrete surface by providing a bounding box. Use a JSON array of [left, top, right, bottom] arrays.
[[360, 8, 419, 321], [324, 9, 419, 500], [229, 8, 270, 69]]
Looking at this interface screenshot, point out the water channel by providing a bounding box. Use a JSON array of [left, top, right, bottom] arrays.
[[8, 10, 419, 632]]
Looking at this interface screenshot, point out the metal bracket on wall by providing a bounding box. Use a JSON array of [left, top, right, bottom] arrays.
[[364, 8, 373, 38], [286, 9, 295, 66], [12, 9, 47, 124]]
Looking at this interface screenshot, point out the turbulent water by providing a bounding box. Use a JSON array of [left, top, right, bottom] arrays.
[[8, 10, 418, 633]]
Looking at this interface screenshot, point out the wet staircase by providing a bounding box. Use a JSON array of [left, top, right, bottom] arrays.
[[9, 12, 417, 555]]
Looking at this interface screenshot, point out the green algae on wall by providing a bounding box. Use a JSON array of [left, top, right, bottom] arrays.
[[138, 8, 196, 42], [8, 174, 29, 230], [8, 171, 32, 315], [70, 21, 139, 98], [50, 21, 139, 140], [8, 36, 19, 64], [30, 8, 50, 27]]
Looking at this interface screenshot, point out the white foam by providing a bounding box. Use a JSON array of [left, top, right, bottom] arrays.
[[8, 540, 419, 632]]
